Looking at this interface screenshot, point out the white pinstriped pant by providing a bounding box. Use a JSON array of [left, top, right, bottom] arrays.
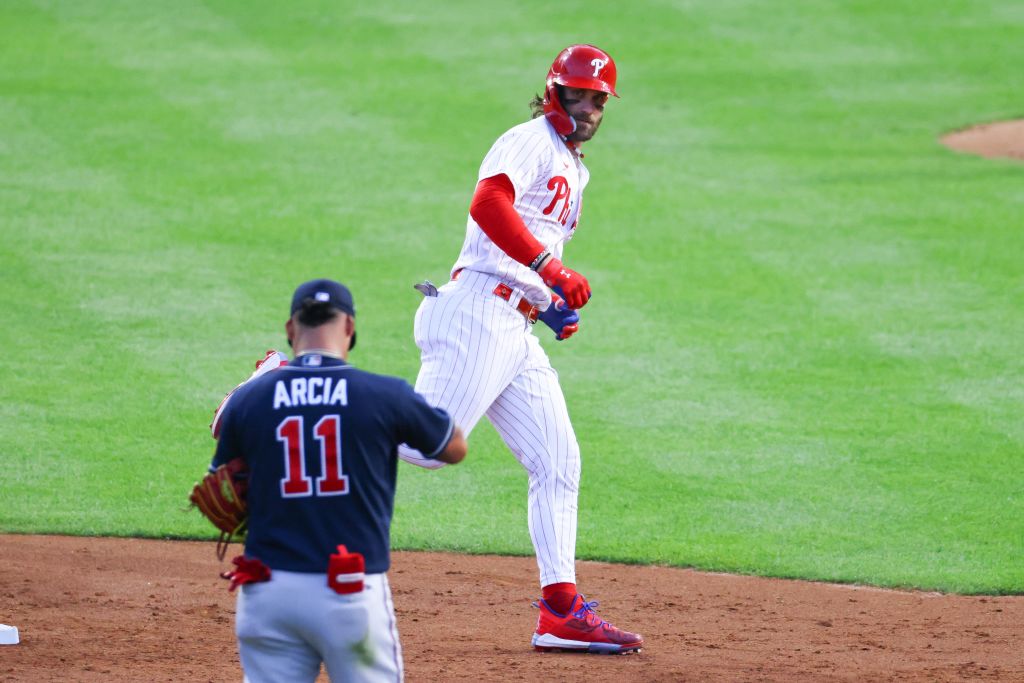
[[398, 269, 581, 587]]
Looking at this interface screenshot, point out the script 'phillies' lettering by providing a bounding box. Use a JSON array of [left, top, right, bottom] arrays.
[[543, 176, 572, 225]]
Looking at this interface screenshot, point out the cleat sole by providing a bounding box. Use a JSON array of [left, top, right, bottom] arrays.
[[532, 633, 643, 655], [534, 645, 643, 655]]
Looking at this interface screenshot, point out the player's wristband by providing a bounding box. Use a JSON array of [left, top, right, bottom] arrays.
[[529, 250, 552, 272]]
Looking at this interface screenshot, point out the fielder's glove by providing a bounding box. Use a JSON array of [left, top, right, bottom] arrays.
[[189, 457, 249, 560], [538, 294, 580, 341]]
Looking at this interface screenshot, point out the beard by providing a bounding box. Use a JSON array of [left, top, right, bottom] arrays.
[[567, 115, 602, 143]]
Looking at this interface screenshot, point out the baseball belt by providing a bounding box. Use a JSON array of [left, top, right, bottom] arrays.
[[451, 269, 539, 323]]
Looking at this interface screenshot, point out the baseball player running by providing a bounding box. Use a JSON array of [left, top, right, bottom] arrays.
[[210, 279, 466, 682], [398, 45, 643, 653]]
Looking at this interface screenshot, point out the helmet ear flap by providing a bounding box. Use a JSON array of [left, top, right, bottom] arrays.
[[543, 81, 576, 137]]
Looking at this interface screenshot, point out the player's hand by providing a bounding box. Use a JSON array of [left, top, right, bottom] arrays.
[[538, 295, 580, 341], [538, 257, 591, 309]]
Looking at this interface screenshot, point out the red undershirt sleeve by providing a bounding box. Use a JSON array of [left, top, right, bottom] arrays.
[[469, 174, 546, 267]]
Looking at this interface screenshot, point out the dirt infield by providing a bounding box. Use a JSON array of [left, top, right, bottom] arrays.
[[1, 535, 1021, 682], [941, 119, 1024, 160]]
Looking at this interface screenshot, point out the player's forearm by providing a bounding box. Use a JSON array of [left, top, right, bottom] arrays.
[[470, 173, 591, 308], [469, 174, 546, 266]]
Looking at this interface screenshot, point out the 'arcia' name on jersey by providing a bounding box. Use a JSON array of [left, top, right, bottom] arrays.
[[273, 377, 348, 409]]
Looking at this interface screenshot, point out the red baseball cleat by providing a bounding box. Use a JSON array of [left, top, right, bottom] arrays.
[[532, 595, 643, 654]]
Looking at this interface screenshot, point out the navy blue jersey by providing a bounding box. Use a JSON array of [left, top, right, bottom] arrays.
[[212, 353, 454, 573]]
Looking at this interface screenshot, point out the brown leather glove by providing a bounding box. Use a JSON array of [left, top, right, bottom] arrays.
[[189, 457, 249, 559]]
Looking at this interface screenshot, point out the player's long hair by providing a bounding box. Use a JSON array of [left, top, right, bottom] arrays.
[[529, 93, 545, 119], [296, 299, 340, 327]]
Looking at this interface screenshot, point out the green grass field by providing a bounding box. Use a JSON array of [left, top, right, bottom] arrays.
[[2, 0, 1021, 594]]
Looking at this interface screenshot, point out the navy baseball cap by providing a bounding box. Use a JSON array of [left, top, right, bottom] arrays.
[[290, 279, 357, 350], [290, 279, 356, 318]]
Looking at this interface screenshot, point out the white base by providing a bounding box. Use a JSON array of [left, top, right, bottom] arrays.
[[0, 624, 19, 645]]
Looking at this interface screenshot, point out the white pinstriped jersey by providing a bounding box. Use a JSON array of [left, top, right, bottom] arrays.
[[451, 116, 590, 307]]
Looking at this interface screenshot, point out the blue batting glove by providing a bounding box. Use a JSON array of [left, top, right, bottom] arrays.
[[538, 297, 580, 341]]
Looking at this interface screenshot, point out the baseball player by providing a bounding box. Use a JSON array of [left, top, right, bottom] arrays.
[[209, 279, 467, 682], [398, 45, 643, 653]]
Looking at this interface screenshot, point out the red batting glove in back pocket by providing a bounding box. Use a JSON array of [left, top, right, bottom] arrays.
[[327, 545, 365, 595]]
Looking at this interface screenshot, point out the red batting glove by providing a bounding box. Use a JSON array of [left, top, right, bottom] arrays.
[[538, 257, 591, 309]]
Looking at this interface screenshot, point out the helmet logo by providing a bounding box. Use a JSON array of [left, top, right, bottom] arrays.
[[590, 58, 607, 77]]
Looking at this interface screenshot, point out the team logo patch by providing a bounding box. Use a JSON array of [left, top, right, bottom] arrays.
[[590, 58, 607, 77]]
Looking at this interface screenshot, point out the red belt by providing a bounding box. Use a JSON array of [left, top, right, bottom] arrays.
[[452, 269, 539, 323]]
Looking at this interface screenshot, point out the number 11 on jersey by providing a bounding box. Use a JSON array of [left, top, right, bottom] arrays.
[[276, 415, 350, 498]]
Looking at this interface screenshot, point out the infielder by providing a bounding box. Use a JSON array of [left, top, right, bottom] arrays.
[[210, 279, 466, 682], [398, 45, 643, 653]]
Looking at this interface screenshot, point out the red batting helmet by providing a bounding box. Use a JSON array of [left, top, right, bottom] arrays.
[[543, 44, 618, 137]]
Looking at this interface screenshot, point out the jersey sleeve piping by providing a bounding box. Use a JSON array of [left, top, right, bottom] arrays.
[[421, 415, 456, 460]]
